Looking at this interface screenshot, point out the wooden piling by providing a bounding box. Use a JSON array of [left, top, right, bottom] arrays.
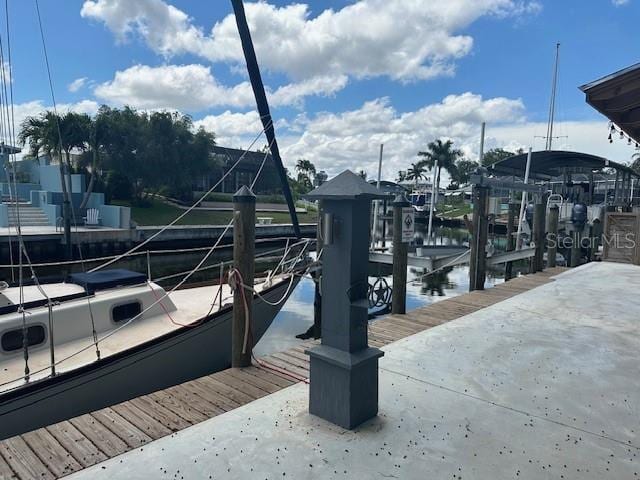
[[469, 185, 489, 291], [547, 204, 559, 268], [532, 199, 546, 272], [505, 203, 518, 280], [570, 230, 581, 267], [232, 186, 256, 368], [391, 195, 409, 314]]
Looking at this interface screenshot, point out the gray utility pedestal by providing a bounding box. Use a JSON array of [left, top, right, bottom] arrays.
[[304, 170, 390, 429]]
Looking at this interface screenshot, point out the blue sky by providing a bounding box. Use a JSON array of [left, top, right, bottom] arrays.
[[5, 0, 640, 178]]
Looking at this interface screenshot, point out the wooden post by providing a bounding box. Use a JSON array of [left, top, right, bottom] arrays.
[[505, 202, 518, 280], [469, 185, 489, 291], [532, 197, 546, 272], [232, 186, 256, 368], [570, 230, 581, 267], [547, 204, 559, 268], [391, 195, 409, 314]]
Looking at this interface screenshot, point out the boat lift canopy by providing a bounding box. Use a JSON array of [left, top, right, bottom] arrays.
[[489, 150, 640, 181]]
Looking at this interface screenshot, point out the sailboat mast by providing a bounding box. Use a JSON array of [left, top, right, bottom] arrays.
[[230, 0, 301, 237], [545, 42, 560, 151]]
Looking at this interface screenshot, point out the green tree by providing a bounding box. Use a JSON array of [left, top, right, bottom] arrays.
[[418, 139, 463, 202], [294, 158, 316, 193], [482, 147, 515, 167], [450, 159, 479, 188], [404, 162, 427, 187]]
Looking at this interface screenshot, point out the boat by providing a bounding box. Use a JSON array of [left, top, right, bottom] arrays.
[[0, 263, 302, 439], [0, 0, 312, 440]]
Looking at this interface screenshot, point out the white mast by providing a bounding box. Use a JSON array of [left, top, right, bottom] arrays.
[[371, 143, 384, 247], [545, 43, 560, 151]]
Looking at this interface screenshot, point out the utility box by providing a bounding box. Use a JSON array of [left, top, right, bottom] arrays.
[[304, 170, 389, 429]]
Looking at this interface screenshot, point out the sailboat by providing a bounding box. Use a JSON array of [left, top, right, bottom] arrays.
[[0, 0, 307, 439]]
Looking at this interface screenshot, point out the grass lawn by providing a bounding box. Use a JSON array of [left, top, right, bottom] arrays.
[[438, 203, 473, 219], [113, 199, 316, 226]]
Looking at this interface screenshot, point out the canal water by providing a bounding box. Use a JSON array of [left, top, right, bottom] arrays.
[[2, 224, 525, 357], [254, 224, 522, 356]]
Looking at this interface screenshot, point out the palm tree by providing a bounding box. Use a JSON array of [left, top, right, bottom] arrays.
[[404, 162, 427, 187], [295, 159, 316, 180], [418, 139, 463, 204]]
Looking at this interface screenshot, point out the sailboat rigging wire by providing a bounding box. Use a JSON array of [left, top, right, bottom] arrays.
[[0, 127, 282, 386], [0, 236, 308, 268], [89, 119, 273, 273], [34, 0, 100, 360]]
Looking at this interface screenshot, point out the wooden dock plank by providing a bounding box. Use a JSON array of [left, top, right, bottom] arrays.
[[0, 436, 54, 480], [148, 390, 209, 425], [89, 408, 152, 449], [165, 383, 227, 417], [128, 396, 192, 432], [46, 422, 107, 468], [180, 380, 240, 412], [202, 373, 266, 403], [21, 428, 83, 478], [110, 403, 172, 440], [243, 365, 296, 389], [69, 414, 129, 459], [0, 452, 16, 480], [224, 368, 281, 394]]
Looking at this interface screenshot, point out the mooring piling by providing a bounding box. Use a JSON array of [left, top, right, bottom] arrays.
[[469, 184, 489, 291], [391, 194, 410, 314], [505, 202, 519, 280], [232, 185, 256, 368], [547, 204, 559, 268], [532, 195, 546, 273]]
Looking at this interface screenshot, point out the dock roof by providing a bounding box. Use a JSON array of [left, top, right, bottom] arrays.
[[489, 149, 640, 180], [580, 63, 640, 144]]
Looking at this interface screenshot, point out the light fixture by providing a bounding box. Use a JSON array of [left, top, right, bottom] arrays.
[[608, 133, 613, 143], [620, 130, 625, 139]]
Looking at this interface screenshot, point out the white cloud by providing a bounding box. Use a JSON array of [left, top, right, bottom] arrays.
[[94, 64, 347, 111], [279, 93, 526, 178], [68, 77, 89, 93], [194, 110, 262, 147], [81, 0, 541, 82], [612, 0, 629, 6], [193, 110, 290, 148], [94, 64, 254, 110], [252, 94, 635, 182]]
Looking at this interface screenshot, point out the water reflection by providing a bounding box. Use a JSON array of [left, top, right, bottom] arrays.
[[256, 225, 512, 356]]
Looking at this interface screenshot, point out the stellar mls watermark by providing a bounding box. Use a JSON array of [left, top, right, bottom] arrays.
[[546, 233, 636, 249]]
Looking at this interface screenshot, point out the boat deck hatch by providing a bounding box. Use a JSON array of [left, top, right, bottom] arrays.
[[68, 269, 148, 293]]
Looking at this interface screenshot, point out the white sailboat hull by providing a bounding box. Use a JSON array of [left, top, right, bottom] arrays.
[[0, 275, 299, 439]]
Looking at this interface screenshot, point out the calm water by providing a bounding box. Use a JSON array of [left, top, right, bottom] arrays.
[[254, 224, 516, 356], [4, 225, 520, 357]]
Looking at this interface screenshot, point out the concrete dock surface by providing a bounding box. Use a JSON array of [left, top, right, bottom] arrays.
[[68, 262, 640, 479]]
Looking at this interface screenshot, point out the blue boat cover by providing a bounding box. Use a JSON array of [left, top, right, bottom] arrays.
[[68, 269, 147, 292]]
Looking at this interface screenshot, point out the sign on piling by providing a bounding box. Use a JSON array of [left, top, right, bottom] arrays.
[[401, 207, 415, 243]]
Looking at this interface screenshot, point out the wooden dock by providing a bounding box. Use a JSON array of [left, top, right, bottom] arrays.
[[0, 267, 568, 480]]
